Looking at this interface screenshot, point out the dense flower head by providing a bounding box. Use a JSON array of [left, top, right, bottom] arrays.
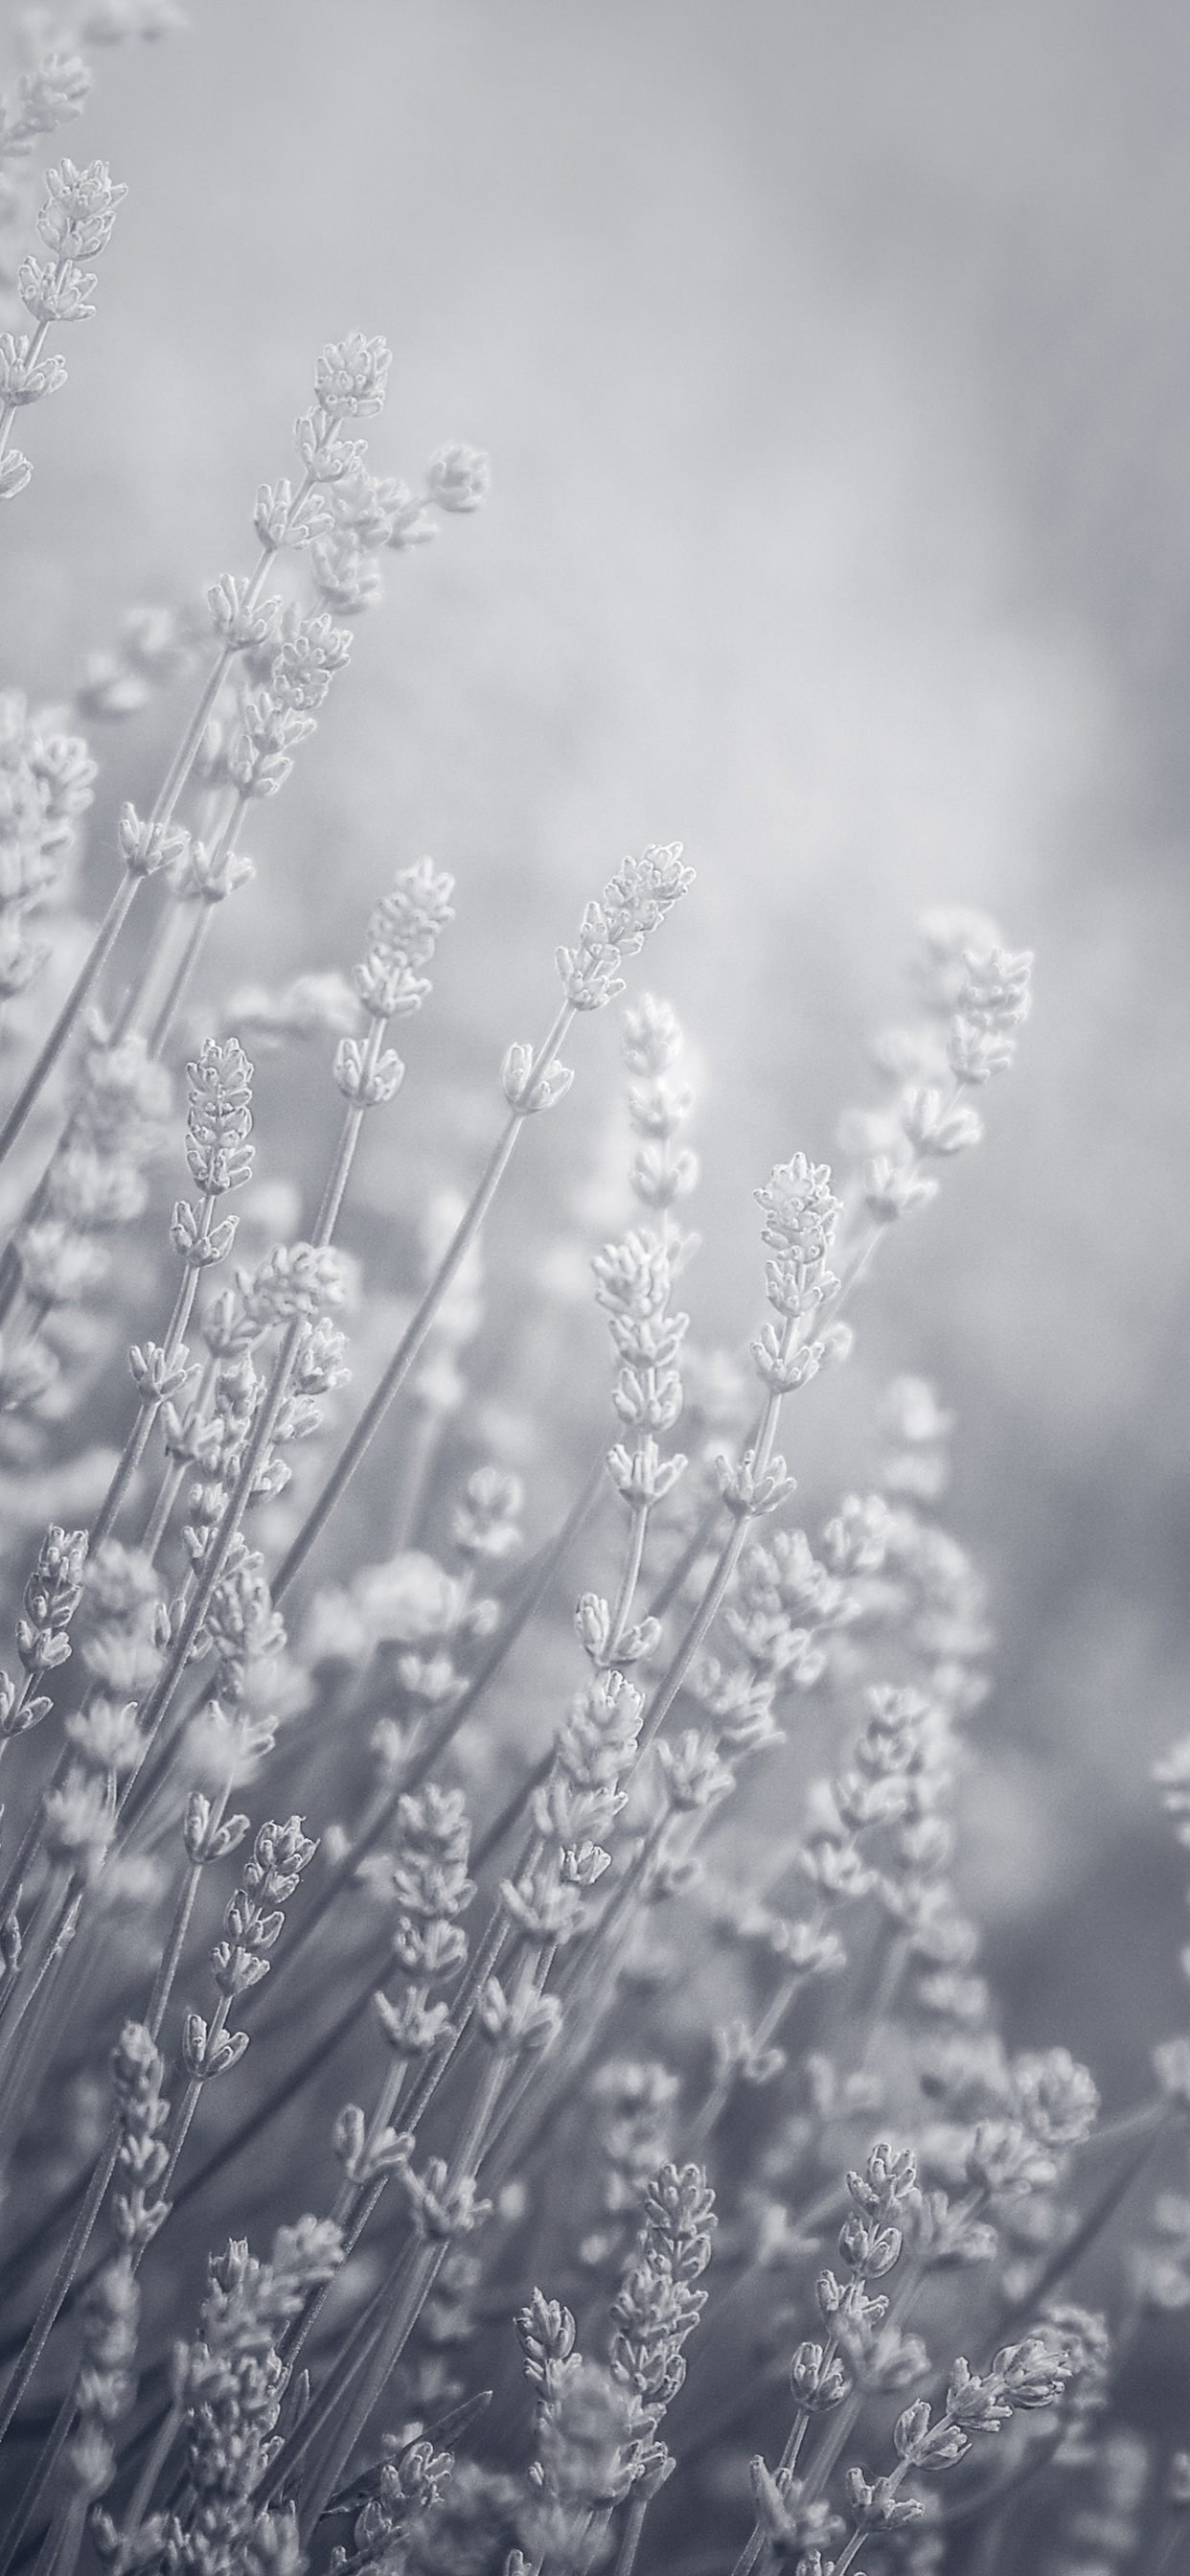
[[185, 1036, 254, 1198], [756, 1154, 842, 1265], [424, 441, 491, 512], [240, 1240, 347, 1326], [314, 329, 392, 419], [556, 846, 693, 1009], [1010, 2046, 1100, 2149], [267, 606, 353, 710], [0, 53, 91, 156], [37, 157, 126, 257]]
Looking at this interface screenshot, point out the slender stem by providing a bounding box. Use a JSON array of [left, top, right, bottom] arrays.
[[386, 1393, 442, 1554], [140, 1346, 217, 1562], [0, 1169, 52, 1328], [1149, 2520, 1190, 2576], [0, 2122, 122, 2452], [0, 875, 137, 1176], [313, 1011, 389, 1249], [145, 903, 210, 1057], [148, 1779, 233, 2042], [33, 2492, 87, 2576], [613, 2495, 650, 2576], [272, 1001, 577, 1599], [112, 2402, 183, 2569], [605, 1502, 650, 1663], [90, 1228, 208, 1552], [636, 1345, 790, 1760]]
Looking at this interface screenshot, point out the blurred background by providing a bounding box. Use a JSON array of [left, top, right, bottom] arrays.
[[2, 0, 1189, 2103]]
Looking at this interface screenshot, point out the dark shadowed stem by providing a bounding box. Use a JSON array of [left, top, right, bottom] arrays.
[[169, 1968, 379, 2223], [272, 1000, 577, 1599], [32, 2490, 86, 2576], [0, 2406, 72, 2576], [0, 2135, 120, 2458], [148, 1776, 234, 2040], [613, 2496, 650, 2576]]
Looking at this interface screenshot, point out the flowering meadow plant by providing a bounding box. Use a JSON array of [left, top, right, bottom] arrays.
[[0, 15, 1188, 2576]]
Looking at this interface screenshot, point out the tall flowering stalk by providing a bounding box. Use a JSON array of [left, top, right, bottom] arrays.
[[272, 843, 695, 1598]]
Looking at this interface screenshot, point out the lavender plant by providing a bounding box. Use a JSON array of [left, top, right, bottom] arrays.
[[0, 24, 1187, 2576]]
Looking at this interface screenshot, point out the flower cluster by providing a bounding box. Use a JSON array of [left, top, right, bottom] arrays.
[[2, 157, 126, 498], [176, 1036, 255, 1260], [333, 857, 455, 1112], [200, 1812, 317, 2027], [531, 1669, 646, 1904], [164, 2218, 343, 2574], [607, 2157, 715, 2477], [371, 1784, 474, 2063], [753, 1149, 843, 1372], [556, 844, 694, 1013], [515, 2309, 651, 2575], [848, 908, 1034, 1227], [275, 334, 490, 612], [1, 1521, 87, 1742], [593, 1229, 688, 1527], [694, 1523, 853, 1759]]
